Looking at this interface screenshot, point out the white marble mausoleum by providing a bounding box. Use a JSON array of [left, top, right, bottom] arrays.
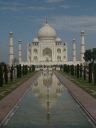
[[9, 21, 86, 67]]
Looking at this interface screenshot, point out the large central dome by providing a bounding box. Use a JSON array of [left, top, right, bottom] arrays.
[[38, 23, 57, 39]]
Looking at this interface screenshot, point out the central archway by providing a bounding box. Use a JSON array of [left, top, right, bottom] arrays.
[[43, 48, 52, 62]]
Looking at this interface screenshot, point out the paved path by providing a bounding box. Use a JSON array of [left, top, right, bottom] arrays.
[[55, 71, 96, 124], [0, 72, 40, 124]]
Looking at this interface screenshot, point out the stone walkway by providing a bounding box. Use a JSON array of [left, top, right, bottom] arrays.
[[0, 72, 39, 124], [55, 71, 96, 124]]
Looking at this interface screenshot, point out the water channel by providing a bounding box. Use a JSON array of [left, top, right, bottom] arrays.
[[1, 71, 95, 128]]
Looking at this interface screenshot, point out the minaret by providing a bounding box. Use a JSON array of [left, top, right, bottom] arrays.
[[72, 38, 76, 64], [29, 44, 31, 65], [9, 32, 14, 66], [27, 44, 29, 64], [18, 40, 22, 64], [80, 31, 85, 64], [27, 44, 31, 65]]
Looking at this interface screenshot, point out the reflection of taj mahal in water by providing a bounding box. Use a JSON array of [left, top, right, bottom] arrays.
[[31, 71, 64, 110], [9, 20, 86, 67]]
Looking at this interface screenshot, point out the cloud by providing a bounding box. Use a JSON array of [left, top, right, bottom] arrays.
[[60, 5, 80, 9], [0, 1, 23, 6], [46, 0, 64, 3], [25, 6, 55, 10], [0, 1, 56, 11], [0, 5, 55, 11], [59, 5, 70, 9], [0, 1, 24, 11], [50, 16, 96, 32]]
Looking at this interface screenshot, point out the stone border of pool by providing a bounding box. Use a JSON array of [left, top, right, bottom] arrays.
[[0, 72, 40, 126], [55, 71, 96, 125]]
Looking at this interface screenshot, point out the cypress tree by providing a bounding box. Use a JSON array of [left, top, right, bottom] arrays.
[[71, 65, 74, 76], [75, 66, 77, 76], [93, 64, 96, 84], [16, 65, 19, 78], [19, 64, 22, 78], [32, 65, 35, 72], [83, 66, 86, 80], [29, 66, 32, 73], [68, 65, 70, 73], [22, 65, 24, 75], [63, 64, 66, 72], [88, 63, 92, 83], [80, 64, 83, 78], [0, 64, 3, 87], [76, 64, 80, 78], [67, 65, 70, 73], [60, 65, 63, 71], [24, 65, 28, 75], [4, 64, 8, 84], [10, 65, 14, 81]]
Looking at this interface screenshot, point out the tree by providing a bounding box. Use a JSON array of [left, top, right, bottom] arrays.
[[60, 65, 63, 71], [74, 66, 77, 76], [92, 48, 96, 63], [10, 65, 14, 81], [76, 64, 80, 78], [4, 64, 8, 84], [0, 64, 3, 87], [16, 65, 19, 78], [16, 65, 18, 78], [63, 64, 70, 73], [29, 66, 32, 73], [84, 49, 92, 63], [84, 48, 96, 83], [84, 48, 96, 64], [16, 64, 22, 78], [88, 63, 92, 83], [80, 64, 83, 78], [19, 64, 22, 78], [32, 65, 35, 72], [83, 66, 86, 80], [93, 64, 96, 84], [25, 65, 28, 75], [22, 65, 25, 75], [70, 65, 74, 76]]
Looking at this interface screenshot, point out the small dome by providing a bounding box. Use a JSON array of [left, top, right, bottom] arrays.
[[33, 38, 39, 42], [38, 23, 57, 39], [56, 37, 62, 42]]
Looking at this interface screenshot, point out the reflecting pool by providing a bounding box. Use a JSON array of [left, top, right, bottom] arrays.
[[1, 71, 95, 128]]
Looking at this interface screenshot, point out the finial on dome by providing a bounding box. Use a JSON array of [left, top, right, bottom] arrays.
[[45, 16, 48, 24]]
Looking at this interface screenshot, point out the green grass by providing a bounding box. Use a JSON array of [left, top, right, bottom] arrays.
[[0, 72, 36, 100], [61, 71, 96, 98]]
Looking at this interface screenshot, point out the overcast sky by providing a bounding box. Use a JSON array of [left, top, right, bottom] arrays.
[[0, 0, 96, 62]]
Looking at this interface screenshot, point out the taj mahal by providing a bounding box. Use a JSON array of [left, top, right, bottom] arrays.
[[9, 20, 85, 68]]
